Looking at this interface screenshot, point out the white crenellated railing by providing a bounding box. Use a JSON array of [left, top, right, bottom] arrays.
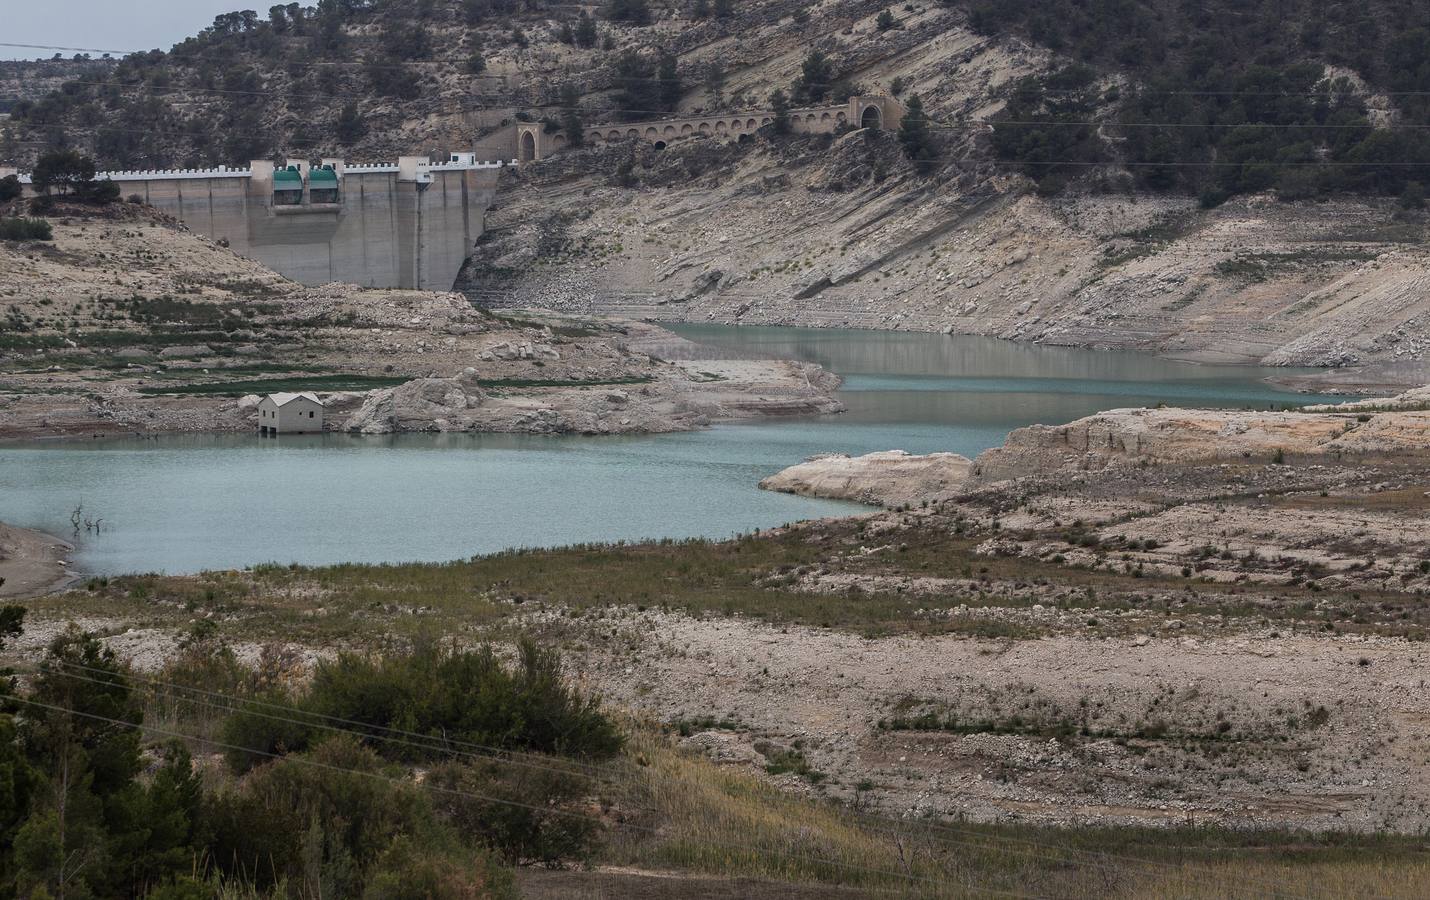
[[427, 159, 514, 170], [10, 156, 516, 184], [14, 165, 253, 184]]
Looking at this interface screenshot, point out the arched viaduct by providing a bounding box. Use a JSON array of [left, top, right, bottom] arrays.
[[516, 95, 902, 163]]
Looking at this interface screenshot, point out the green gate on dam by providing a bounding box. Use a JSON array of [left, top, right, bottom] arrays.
[[6, 153, 511, 291]]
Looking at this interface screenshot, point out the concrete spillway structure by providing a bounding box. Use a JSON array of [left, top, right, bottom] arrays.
[[5, 154, 511, 291]]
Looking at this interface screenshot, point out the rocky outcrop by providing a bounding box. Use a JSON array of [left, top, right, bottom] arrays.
[[970, 388, 1430, 482], [760, 450, 973, 507], [478, 340, 560, 362], [343, 370, 487, 434]]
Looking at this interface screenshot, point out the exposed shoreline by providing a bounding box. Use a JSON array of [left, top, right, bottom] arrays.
[[659, 317, 1427, 396], [9, 384, 1430, 833], [0, 321, 844, 444], [0, 522, 77, 600]]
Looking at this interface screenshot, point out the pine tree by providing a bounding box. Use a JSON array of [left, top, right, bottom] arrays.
[[15, 628, 143, 898], [560, 84, 585, 147], [103, 743, 203, 891], [706, 61, 726, 104], [335, 102, 367, 143], [898, 93, 937, 172], [0, 606, 36, 884], [657, 52, 682, 111], [796, 49, 833, 102], [574, 11, 598, 48], [606, 0, 651, 26], [876, 9, 898, 31], [770, 89, 791, 135]]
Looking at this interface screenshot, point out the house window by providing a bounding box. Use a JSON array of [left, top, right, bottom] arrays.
[[309, 411, 315, 418]]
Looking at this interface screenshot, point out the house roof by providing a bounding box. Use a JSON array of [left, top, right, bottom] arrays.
[[264, 392, 323, 407]]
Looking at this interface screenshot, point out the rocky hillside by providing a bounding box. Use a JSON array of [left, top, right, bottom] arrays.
[[0, 202, 840, 440], [9, 1, 1430, 386], [464, 129, 1430, 389], [4, 0, 1038, 168], [10, 0, 1429, 198], [0, 58, 114, 116]]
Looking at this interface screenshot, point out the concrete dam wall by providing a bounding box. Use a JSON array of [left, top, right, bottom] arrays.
[[7, 154, 509, 291], [6, 95, 902, 290]]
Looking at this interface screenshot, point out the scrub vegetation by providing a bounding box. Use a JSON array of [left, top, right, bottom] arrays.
[[3, 603, 1428, 899], [980, 0, 1430, 202], [137, 374, 411, 397]]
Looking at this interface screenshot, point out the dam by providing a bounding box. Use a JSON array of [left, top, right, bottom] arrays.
[[3, 97, 902, 291], [5, 153, 509, 291]]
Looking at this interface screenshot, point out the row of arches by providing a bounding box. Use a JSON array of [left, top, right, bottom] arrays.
[[517, 103, 883, 163], [584, 108, 858, 149], [588, 116, 770, 145]]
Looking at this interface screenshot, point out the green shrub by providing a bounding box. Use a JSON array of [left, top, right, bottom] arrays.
[[426, 761, 600, 866], [362, 836, 516, 900], [306, 638, 622, 761], [206, 736, 452, 894], [221, 638, 622, 772], [0, 217, 53, 241], [218, 686, 315, 773]]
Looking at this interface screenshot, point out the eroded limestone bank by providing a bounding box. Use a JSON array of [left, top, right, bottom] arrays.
[[759, 450, 972, 507], [970, 386, 1430, 484]]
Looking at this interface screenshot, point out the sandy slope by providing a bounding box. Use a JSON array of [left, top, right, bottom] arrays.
[[0, 523, 75, 600]]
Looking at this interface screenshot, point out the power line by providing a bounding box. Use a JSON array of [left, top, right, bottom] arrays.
[[10, 73, 1430, 136], [3, 77, 720, 119], [49, 657, 623, 783], [4, 691, 1042, 899], [0, 42, 130, 56], [7, 38, 1430, 99], [954, 118, 1430, 130], [52, 664, 1131, 893], [39, 660, 1316, 900]]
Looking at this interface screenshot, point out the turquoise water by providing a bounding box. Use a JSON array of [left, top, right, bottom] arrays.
[[666, 325, 1350, 460], [1, 326, 1348, 575]]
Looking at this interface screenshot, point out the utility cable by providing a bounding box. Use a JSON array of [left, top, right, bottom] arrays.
[[4, 691, 1045, 899]]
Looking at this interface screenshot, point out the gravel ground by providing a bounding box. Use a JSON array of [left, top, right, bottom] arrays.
[[560, 605, 1430, 833]]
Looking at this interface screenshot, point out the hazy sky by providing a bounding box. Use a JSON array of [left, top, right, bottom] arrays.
[[2, 0, 246, 60]]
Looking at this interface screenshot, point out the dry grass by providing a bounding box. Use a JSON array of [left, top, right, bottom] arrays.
[[600, 733, 1430, 899], [1128, 859, 1430, 899]]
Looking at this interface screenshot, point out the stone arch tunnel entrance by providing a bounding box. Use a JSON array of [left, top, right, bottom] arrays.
[[519, 131, 536, 163], [860, 105, 882, 129]]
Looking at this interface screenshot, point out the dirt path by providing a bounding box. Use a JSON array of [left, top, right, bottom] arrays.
[[514, 868, 874, 899], [0, 523, 77, 599]]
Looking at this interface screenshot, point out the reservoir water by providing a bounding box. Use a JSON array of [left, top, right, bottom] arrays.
[[1, 326, 1350, 575]]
